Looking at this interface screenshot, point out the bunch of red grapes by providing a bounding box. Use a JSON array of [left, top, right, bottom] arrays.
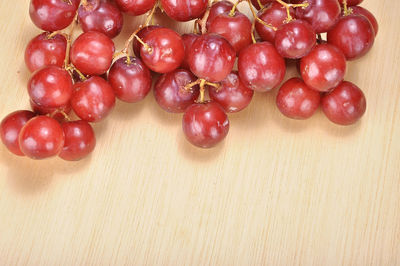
[[0, 0, 378, 160]]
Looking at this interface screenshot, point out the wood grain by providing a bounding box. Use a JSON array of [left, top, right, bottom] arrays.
[[0, 1, 399, 265]]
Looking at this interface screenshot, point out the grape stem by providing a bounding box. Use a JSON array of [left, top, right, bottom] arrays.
[[144, 3, 158, 26], [342, 0, 352, 16], [64, 13, 78, 69], [251, 22, 257, 44], [65, 65, 87, 81], [229, 0, 244, 16], [49, 109, 71, 121], [246, 0, 277, 31], [257, 0, 264, 9], [196, 3, 211, 34], [185, 79, 220, 103], [275, 0, 309, 22]]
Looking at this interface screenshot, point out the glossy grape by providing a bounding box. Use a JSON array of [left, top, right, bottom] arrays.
[[59, 120, 96, 161], [1, 110, 36, 156], [188, 34, 236, 83], [208, 71, 254, 113], [29, 0, 80, 31], [321, 81, 366, 125], [28, 66, 73, 108], [70, 31, 115, 75], [274, 19, 316, 59], [300, 44, 347, 92], [182, 102, 229, 148], [25, 32, 67, 73], [19, 115, 65, 159], [140, 28, 185, 74], [108, 57, 152, 103], [71, 76, 116, 122], [161, 0, 208, 22], [114, 0, 156, 16], [208, 12, 252, 54], [276, 77, 321, 119], [238, 42, 286, 92], [154, 69, 200, 113], [327, 15, 375, 60], [78, 0, 123, 39]]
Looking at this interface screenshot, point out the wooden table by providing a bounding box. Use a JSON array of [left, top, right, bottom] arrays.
[[0, 1, 399, 265]]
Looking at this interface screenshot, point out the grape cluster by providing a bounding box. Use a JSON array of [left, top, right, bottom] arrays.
[[0, 0, 378, 159]]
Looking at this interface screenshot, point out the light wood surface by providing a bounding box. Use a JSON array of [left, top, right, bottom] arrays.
[[0, 1, 399, 265]]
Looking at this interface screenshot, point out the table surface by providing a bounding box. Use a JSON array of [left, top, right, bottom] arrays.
[[0, 0, 399, 265]]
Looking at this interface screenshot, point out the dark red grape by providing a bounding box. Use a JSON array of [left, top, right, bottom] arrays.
[[182, 102, 229, 148]]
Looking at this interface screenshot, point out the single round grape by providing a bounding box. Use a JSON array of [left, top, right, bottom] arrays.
[[1, 110, 36, 156], [274, 19, 316, 59], [161, 0, 208, 22], [182, 102, 229, 148], [59, 120, 96, 161], [140, 28, 185, 74], [208, 71, 254, 113], [108, 57, 152, 103], [188, 34, 236, 83], [28, 66, 73, 109], [154, 69, 200, 113], [19, 115, 65, 159], [71, 76, 116, 122], [321, 81, 366, 125], [208, 12, 252, 54], [78, 0, 123, 39], [114, 0, 156, 16], [25, 32, 67, 73], [29, 0, 80, 31], [238, 42, 286, 92], [300, 44, 347, 92], [276, 77, 321, 120], [327, 14, 375, 60], [70, 31, 115, 75]]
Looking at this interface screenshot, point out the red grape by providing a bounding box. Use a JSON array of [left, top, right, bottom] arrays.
[[78, 0, 123, 39], [350, 6, 379, 36], [70, 31, 115, 75], [28, 66, 73, 108], [321, 81, 366, 125], [274, 19, 316, 59], [161, 0, 208, 22], [108, 57, 152, 103], [25, 32, 67, 73], [114, 0, 156, 16], [1, 110, 36, 156], [294, 0, 341, 33], [208, 12, 253, 54], [206, 1, 234, 30], [71, 76, 116, 122], [140, 28, 185, 74], [208, 71, 254, 113], [238, 42, 286, 92], [300, 44, 347, 92], [154, 69, 200, 113], [182, 102, 229, 148], [29, 0, 80, 31], [255, 2, 294, 43], [188, 34, 236, 83], [132, 25, 161, 57], [327, 14, 375, 60], [19, 115, 65, 159], [276, 77, 321, 119], [59, 120, 96, 161]]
